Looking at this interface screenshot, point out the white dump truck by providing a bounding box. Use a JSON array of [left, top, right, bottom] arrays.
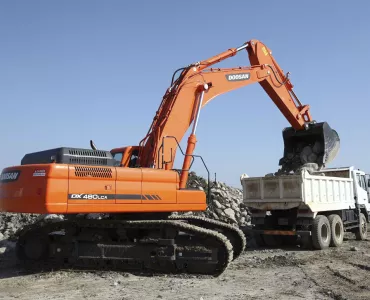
[[240, 166, 370, 249]]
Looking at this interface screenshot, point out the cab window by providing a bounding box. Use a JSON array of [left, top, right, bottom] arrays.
[[361, 175, 367, 190], [356, 174, 367, 191], [129, 150, 139, 168], [112, 152, 123, 166]]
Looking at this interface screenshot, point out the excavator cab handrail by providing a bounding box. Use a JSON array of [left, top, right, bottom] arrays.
[[160, 135, 216, 206]]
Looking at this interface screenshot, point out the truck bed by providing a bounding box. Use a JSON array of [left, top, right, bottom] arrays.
[[240, 168, 356, 212]]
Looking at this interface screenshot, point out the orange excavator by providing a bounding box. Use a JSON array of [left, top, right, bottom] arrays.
[[0, 39, 339, 276]]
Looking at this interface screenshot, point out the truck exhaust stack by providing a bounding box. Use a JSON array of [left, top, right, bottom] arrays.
[[279, 122, 340, 173]]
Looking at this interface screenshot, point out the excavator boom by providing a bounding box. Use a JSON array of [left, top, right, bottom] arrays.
[[138, 39, 340, 180]]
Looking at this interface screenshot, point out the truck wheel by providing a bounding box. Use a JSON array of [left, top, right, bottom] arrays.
[[328, 214, 344, 247], [312, 215, 331, 250], [355, 213, 367, 240]]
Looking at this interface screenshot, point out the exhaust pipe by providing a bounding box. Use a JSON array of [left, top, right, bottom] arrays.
[[279, 122, 340, 173]]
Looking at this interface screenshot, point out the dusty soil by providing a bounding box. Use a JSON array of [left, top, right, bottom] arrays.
[[1, 231, 369, 300]]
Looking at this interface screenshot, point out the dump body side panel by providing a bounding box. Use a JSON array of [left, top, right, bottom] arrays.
[[302, 171, 355, 212], [241, 169, 356, 212]]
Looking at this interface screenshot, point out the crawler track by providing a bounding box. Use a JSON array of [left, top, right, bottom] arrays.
[[168, 215, 246, 260], [14, 218, 234, 277]]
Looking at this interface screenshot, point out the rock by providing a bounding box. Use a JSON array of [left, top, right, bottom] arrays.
[[224, 208, 236, 222], [308, 153, 318, 163], [231, 202, 240, 212], [312, 141, 323, 154], [0, 232, 4, 241], [0, 247, 6, 254], [350, 246, 359, 251], [172, 172, 251, 227], [0, 212, 40, 239], [213, 200, 223, 209], [86, 213, 104, 220], [208, 211, 217, 219], [241, 211, 249, 217], [215, 208, 225, 217]]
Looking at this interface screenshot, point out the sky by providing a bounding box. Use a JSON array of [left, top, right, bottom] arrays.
[[1, 0, 370, 187]]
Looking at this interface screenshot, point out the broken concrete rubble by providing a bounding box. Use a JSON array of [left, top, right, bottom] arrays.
[[172, 171, 251, 227]]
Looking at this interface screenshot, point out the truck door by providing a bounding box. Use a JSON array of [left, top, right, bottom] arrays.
[[365, 174, 370, 199], [354, 171, 369, 210], [364, 174, 370, 213]]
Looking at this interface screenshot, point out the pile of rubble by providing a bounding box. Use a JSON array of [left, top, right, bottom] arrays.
[[0, 212, 39, 241], [0, 172, 251, 242], [172, 172, 251, 227]]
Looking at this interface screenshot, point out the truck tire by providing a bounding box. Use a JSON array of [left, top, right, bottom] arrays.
[[355, 213, 367, 241], [328, 214, 344, 247], [312, 215, 331, 250]]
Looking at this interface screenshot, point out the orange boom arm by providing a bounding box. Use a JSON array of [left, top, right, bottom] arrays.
[[137, 39, 314, 186]]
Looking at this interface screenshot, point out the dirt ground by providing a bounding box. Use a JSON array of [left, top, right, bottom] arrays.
[[0, 231, 369, 300]]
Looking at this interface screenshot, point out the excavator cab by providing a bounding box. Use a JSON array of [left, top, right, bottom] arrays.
[[110, 145, 141, 168], [279, 121, 340, 173]]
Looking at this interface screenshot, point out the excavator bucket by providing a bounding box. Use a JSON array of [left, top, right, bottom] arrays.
[[279, 122, 340, 173]]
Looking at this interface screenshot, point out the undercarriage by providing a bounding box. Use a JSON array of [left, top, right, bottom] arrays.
[[14, 214, 246, 277]]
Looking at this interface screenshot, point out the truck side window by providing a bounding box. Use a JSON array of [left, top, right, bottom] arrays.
[[356, 174, 362, 187], [357, 174, 367, 191], [361, 175, 367, 190]]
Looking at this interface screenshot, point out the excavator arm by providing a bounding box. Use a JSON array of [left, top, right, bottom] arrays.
[[137, 39, 340, 187]]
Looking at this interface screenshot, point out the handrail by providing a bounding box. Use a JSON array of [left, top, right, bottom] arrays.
[[159, 135, 216, 206]]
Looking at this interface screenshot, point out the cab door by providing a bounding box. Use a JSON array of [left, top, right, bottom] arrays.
[[354, 171, 369, 208], [362, 173, 370, 213]]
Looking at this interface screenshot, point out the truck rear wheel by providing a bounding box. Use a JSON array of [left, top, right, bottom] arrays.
[[312, 215, 331, 250], [328, 214, 344, 247], [355, 213, 367, 240]]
